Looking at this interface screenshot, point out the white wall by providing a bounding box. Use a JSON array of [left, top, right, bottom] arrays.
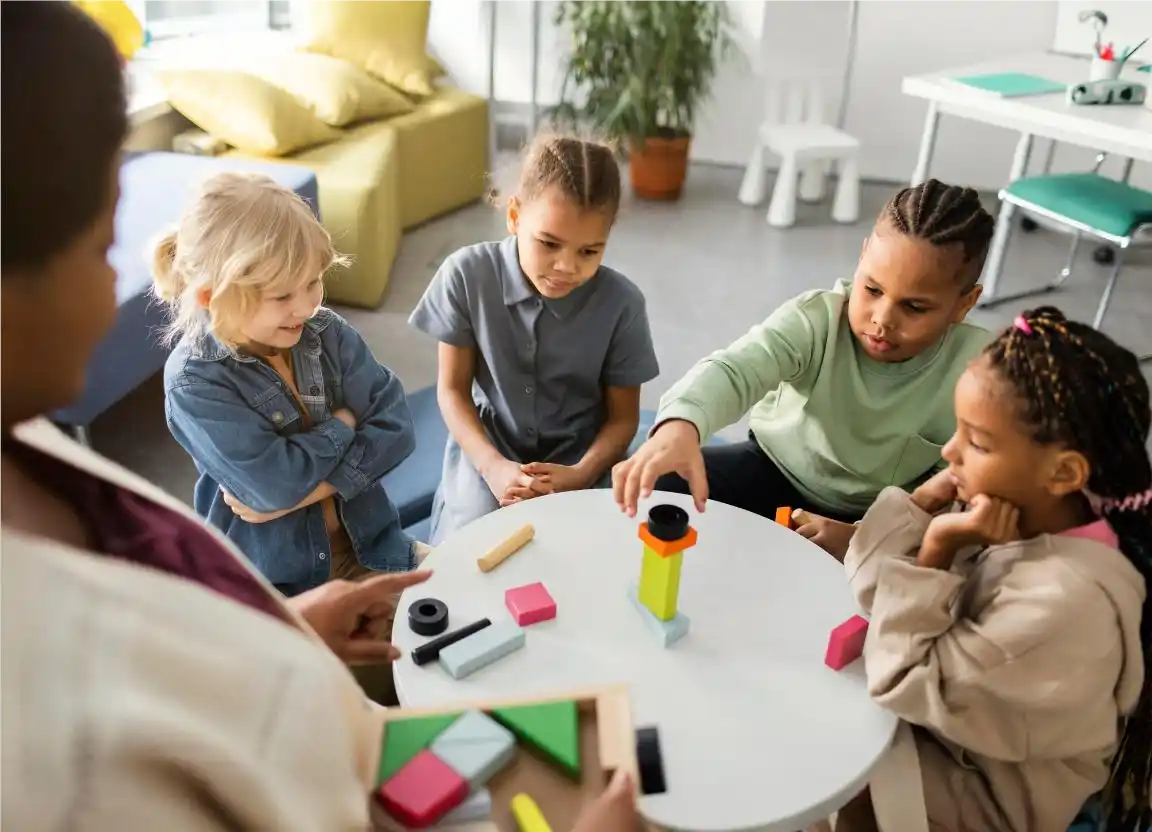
[[430, 0, 1148, 192]]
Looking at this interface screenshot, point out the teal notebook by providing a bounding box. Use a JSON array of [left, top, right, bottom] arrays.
[[952, 72, 1066, 97]]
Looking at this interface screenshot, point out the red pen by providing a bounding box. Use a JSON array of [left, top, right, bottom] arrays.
[[1102, 42, 1115, 60]]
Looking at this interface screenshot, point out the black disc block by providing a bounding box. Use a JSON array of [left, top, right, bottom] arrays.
[[646, 504, 690, 542], [408, 598, 449, 636]]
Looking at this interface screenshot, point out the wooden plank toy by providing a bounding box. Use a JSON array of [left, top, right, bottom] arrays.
[[430, 710, 516, 791], [376, 749, 468, 828], [825, 614, 869, 670], [439, 788, 492, 825], [477, 523, 535, 573], [438, 620, 525, 680], [635, 726, 667, 795], [411, 618, 492, 667], [505, 581, 557, 626]]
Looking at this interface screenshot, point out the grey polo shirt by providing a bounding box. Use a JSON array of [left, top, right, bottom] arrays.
[[409, 236, 659, 466]]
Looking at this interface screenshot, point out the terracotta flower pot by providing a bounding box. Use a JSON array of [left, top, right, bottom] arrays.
[[629, 135, 691, 201]]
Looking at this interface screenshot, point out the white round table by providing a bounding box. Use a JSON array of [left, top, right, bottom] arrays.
[[393, 490, 897, 832]]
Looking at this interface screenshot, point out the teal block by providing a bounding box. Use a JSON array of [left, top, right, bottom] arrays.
[[430, 710, 515, 790], [438, 620, 525, 680], [440, 788, 492, 824], [628, 584, 690, 648]]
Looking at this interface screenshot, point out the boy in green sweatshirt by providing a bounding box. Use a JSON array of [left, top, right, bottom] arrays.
[[613, 179, 994, 557]]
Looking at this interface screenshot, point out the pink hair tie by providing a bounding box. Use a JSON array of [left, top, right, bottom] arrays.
[[1013, 315, 1033, 335], [1102, 488, 1152, 514]]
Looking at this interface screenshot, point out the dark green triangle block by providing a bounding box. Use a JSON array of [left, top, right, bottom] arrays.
[[377, 713, 461, 784], [491, 700, 580, 779]]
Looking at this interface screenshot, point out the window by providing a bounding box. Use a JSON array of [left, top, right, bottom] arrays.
[[126, 1, 291, 42]]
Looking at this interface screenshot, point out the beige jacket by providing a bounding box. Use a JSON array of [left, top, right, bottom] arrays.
[[845, 487, 1146, 832], [1, 419, 386, 830]]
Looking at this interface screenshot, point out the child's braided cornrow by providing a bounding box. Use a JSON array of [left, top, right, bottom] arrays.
[[986, 306, 1152, 832], [883, 179, 996, 287], [499, 133, 621, 219]]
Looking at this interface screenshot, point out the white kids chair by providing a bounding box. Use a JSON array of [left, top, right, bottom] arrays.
[[738, 76, 861, 228]]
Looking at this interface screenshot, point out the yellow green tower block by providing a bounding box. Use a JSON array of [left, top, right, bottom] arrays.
[[639, 547, 683, 621]]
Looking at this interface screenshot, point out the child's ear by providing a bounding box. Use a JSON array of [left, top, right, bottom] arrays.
[[196, 288, 212, 309], [506, 196, 521, 236], [951, 282, 983, 322], [1046, 448, 1091, 497]]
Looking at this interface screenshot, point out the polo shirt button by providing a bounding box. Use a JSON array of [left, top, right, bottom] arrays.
[[525, 386, 533, 394], [310, 385, 321, 395], [319, 552, 327, 560], [271, 412, 284, 423]]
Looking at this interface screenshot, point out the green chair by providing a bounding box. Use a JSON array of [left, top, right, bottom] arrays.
[[980, 156, 1152, 362]]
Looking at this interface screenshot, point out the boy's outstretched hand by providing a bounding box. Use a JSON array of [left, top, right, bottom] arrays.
[[288, 570, 432, 665], [791, 510, 856, 561], [571, 769, 644, 832], [612, 420, 707, 517]]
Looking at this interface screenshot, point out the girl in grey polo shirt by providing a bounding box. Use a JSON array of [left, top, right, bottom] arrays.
[[410, 134, 659, 543]]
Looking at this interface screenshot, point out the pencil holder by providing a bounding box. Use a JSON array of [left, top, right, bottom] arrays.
[[1090, 56, 1122, 82]]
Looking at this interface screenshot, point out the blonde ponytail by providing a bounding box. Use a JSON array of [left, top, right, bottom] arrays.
[[149, 229, 183, 303]]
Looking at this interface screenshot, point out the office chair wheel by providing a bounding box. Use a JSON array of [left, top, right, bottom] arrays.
[[1020, 217, 1039, 232], [1092, 245, 1115, 266]]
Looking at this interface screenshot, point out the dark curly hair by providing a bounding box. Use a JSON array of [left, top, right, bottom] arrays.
[[986, 306, 1151, 832]]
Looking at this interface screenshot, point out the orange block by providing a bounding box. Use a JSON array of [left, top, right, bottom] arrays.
[[775, 507, 794, 530], [637, 523, 697, 557]]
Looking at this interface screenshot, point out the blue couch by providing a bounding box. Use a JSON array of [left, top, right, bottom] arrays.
[[386, 386, 727, 542], [54, 152, 319, 429]]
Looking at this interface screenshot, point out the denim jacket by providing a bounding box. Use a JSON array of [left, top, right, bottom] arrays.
[[163, 307, 416, 594]]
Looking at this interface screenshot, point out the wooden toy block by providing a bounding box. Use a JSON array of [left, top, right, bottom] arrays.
[[638, 547, 682, 621], [635, 726, 667, 795], [775, 506, 794, 529], [430, 709, 516, 791], [439, 620, 525, 680], [510, 792, 554, 832], [408, 597, 449, 636], [377, 712, 462, 784], [504, 581, 557, 626], [440, 788, 492, 825], [412, 618, 492, 666], [376, 749, 468, 828], [629, 583, 690, 648], [637, 522, 697, 557], [492, 699, 581, 780], [477, 523, 535, 572], [825, 614, 869, 670]]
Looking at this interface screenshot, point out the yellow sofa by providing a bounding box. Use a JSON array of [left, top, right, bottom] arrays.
[[227, 86, 488, 308]]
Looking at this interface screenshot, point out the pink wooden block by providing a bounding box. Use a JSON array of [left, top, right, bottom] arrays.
[[504, 581, 557, 626], [376, 749, 468, 828], [825, 615, 869, 670]]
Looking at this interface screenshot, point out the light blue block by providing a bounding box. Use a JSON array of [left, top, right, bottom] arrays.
[[440, 787, 493, 825], [439, 620, 525, 680], [431, 710, 516, 790], [629, 584, 690, 647]]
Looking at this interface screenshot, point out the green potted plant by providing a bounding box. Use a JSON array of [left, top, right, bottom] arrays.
[[552, 0, 736, 200]]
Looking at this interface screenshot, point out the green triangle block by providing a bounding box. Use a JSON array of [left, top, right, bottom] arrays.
[[377, 712, 461, 784], [491, 700, 580, 779]]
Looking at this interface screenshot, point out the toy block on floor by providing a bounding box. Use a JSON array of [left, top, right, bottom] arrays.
[[505, 581, 556, 626], [825, 614, 869, 670], [638, 548, 682, 621], [492, 699, 581, 780], [510, 793, 554, 832], [376, 749, 468, 828], [775, 506, 794, 529], [628, 583, 690, 648], [439, 620, 525, 680], [378, 712, 462, 784], [430, 709, 516, 790], [635, 726, 667, 795], [439, 787, 492, 825]]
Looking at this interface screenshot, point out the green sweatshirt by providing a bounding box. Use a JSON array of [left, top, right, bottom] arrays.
[[656, 281, 990, 515]]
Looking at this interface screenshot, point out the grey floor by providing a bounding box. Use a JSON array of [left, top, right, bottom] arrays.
[[90, 164, 1152, 500]]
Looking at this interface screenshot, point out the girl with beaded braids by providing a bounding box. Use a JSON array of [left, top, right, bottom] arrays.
[[833, 307, 1150, 832], [618, 179, 993, 560]]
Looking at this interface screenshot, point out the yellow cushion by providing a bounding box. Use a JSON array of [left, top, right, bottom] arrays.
[[299, 0, 444, 97], [387, 87, 489, 228], [160, 69, 340, 157], [246, 53, 414, 127]]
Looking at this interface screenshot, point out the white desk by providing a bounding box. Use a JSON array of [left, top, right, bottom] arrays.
[[902, 53, 1152, 301], [393, 490, 897, 832]]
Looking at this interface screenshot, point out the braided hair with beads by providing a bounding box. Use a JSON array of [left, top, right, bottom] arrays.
[[986, 306, 1152, 832], [882, 179, 996, 289]]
